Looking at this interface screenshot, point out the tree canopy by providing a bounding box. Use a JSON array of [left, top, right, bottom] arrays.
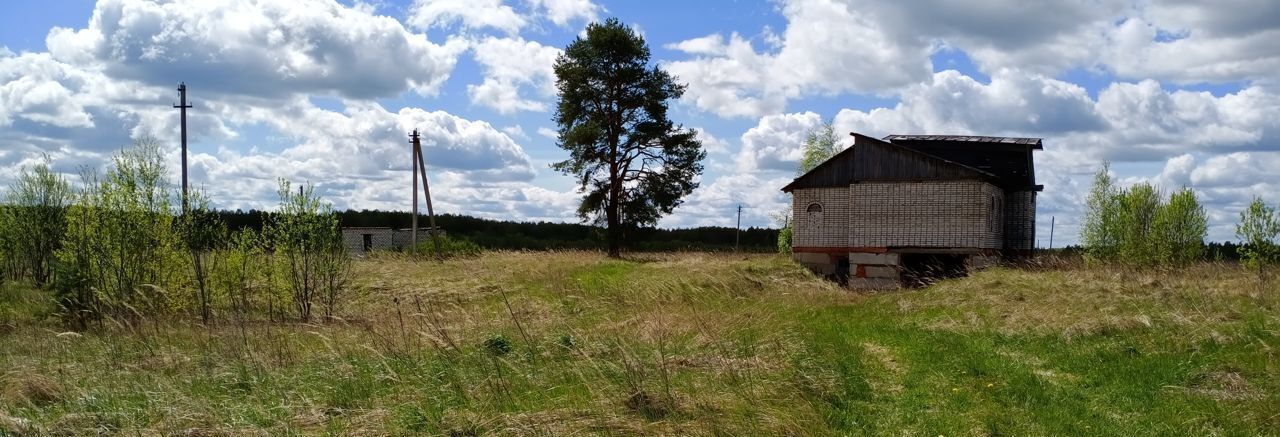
[[552, 18, 705, 257]]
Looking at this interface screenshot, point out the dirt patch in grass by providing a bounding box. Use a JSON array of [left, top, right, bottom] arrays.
[[861, 342, 905, 394], [1175, 370, 1264, 401]]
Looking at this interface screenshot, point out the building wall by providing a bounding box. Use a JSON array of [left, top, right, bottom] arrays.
[[847, 180, 1004, 249], [791, 187, 852, 248], [1003, 190, 1036, 255], [341, 229, 397, 255]]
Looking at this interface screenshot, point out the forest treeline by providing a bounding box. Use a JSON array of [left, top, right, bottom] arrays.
[[216, 209, 782, 252]]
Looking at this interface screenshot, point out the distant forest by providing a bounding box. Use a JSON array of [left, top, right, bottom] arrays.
[[215, 209, 781, 252]]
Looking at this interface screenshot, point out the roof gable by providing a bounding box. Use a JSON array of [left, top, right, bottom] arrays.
[[782, 133, 997, 192]]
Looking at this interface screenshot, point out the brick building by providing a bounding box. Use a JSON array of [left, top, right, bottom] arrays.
[[341, 227, 442, 256], [782, 133, 1042, 289]]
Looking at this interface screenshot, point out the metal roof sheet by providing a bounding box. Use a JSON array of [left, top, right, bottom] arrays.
[[882, 134, 1043, 147]]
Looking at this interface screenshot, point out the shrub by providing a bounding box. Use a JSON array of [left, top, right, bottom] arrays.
[[1080, 163, 1207, 267], [411, 234, 483, 259], [483, 334, 513, 356], [266, 179, 349, 322], [1, 157, 71, 286], [55, 137, 186, 325], [1236, 196, 1280, 280]]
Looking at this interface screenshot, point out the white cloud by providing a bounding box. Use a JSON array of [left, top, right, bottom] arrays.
[[665, 0, 932, 118], [407, 0, 527, 35], [468, 37, 561, 114], [0, 52, 94, 128], [692, 128, 730, 155], [1102, 1, 1280, 84], [738, 111, 827, 172], [182, 99, 539, 212], [47, 0, 466, 100], [527, 0, 601, 28], [536, 127, 558, 140]]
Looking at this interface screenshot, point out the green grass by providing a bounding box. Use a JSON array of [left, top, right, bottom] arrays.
[[1, 253, 1278, 435]]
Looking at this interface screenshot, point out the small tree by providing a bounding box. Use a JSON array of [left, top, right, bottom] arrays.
[[778, 120, 839, 252], [3, 156, 72, 286], [1236, 196, 1280, 280], [179, 189, 225, 324], [1116, 182, 1161, 265], [267, 180, 348, 322], [1152, 188, 1207, 265], [1081, 163, 1121, 261], [553, 18, 706, 257], [56, 137, 185, 326]]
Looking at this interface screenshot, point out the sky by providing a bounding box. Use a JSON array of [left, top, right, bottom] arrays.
[[1, 0, 1278, 246]]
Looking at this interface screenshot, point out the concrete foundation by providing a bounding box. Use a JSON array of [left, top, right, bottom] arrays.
[[793, 252, 838, 276], [847, 250, 901, 290], [797, 249, 1003, 291]]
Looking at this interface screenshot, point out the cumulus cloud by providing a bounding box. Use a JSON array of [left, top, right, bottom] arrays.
[[665, 0, 932, 118], [183, 99, 539, 212], [664, 0, 1279, 119], [527, 0, 601, 28], [407, 0, 528, 35], [1103, 0, 1280, 84], [468, 37, 561, 114], [738, 111, 829, 172], [834, 70, 1104, 140], [663, 0, 1128, 118], [47, 0, 466, 100], [0, 52, 95, 128]]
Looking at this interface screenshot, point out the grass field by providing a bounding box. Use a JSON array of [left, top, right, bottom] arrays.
[[2, 252, 1278, 435]]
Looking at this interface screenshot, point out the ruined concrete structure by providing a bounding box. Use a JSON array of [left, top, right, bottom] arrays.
[[782, 133, 1042, 289], [341, 227, 443, 256]]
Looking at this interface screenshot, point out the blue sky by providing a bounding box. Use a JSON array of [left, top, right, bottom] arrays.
[[2, 0, 1278, 245]]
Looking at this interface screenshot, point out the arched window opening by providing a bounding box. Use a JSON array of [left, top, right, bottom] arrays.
[[806, 203, 823, 232]]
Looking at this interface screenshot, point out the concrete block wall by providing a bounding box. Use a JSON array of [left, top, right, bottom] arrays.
[[848, 181, 1003, 249], [342, 228, 397, 255], [847, 252, 900, 290], [793, 252, 839, 276], [792, 187, 851, 248]]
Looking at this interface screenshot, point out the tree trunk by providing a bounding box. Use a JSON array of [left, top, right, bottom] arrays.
[[607, 181, 621, 258]]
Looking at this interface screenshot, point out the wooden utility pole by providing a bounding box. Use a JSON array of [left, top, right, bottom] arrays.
[[411, 132, 419, 255], [1049, 216, 1055, 250], [174, 82, 192, 211], [735, 204, 742, 252], [410, 130, 441, 257]]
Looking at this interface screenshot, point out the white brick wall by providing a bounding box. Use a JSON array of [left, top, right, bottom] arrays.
[[792, 181, 1004, 250], [792, 188, 851, 247]]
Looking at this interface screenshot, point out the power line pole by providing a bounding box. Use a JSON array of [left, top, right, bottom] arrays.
[[411, 130, 441, 258], [1048, 216, 1055, 250], [173, 82, 192, 212], [735, 204, 742, 252], [411, 131, 419, 255]]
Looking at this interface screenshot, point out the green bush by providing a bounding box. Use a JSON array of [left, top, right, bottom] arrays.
[[410, 234, 483, 259], [1081, 163, 1207, 266], [55, 137, 187, 325]]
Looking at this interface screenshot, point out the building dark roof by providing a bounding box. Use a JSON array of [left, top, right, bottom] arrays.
[[782, 132, 1044, 192], [883, 134, 1043, 191], [883, 134, 1043, 149], [781, 133, 1000, 192]]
